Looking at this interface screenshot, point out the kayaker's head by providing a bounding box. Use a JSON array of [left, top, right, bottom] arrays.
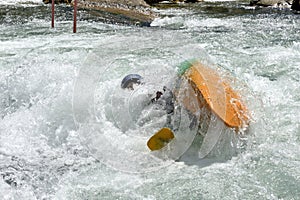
[[121, 74, 143, 90]]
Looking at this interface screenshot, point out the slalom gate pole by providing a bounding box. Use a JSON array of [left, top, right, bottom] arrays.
[[73, 0, 77, 33], [51, 0, 54, 28]]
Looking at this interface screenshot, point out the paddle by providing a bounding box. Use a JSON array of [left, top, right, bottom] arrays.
[[147, 127, 174, 151]]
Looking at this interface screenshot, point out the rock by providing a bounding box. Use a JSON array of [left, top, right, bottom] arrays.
[[145, 0, 201, 3], [144, 0, 163, 4], [291, 0, 300, 10], [183, 0, 203, 2], [43, 0, 70, 3], [250, 0, 292, 7], [78, 0, 155, 26]]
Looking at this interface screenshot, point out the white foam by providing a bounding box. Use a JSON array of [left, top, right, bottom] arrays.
[[1, 4, 300, 199], [0, 0, 42, 5]]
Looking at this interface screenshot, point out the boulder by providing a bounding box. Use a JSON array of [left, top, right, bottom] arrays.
[[250, 0, 292, 7], [77, 0, 155, 26], [291, 0, 300, 10], [43, 0, 70, 3], [144, 0, 163, 4], [143, 0, 202, 4]]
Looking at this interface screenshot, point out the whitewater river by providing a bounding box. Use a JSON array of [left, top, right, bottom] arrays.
[[0, 0, 299, 199]]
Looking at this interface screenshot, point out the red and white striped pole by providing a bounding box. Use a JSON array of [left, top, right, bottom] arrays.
[[51, 0, 55, 28], [73, 0, 77, 33]]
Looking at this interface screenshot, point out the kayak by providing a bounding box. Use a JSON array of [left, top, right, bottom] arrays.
[[147, 59, 250, 151], [178, 59, 249, 130]]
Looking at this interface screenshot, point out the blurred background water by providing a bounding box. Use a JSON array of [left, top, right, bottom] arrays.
[[0, 1, 299, 199]]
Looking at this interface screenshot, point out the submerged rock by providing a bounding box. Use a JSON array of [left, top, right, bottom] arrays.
[[292, 0, 300, 10]]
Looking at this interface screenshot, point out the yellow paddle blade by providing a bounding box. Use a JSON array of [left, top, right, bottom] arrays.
[[180, 60, 249, 129], [147, 127, 175, 151]]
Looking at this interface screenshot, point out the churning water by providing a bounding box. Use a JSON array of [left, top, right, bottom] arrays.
[[0, 1, 299, 199]]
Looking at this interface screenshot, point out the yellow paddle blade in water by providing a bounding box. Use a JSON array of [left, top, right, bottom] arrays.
[[147, 127, 175, 151]]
